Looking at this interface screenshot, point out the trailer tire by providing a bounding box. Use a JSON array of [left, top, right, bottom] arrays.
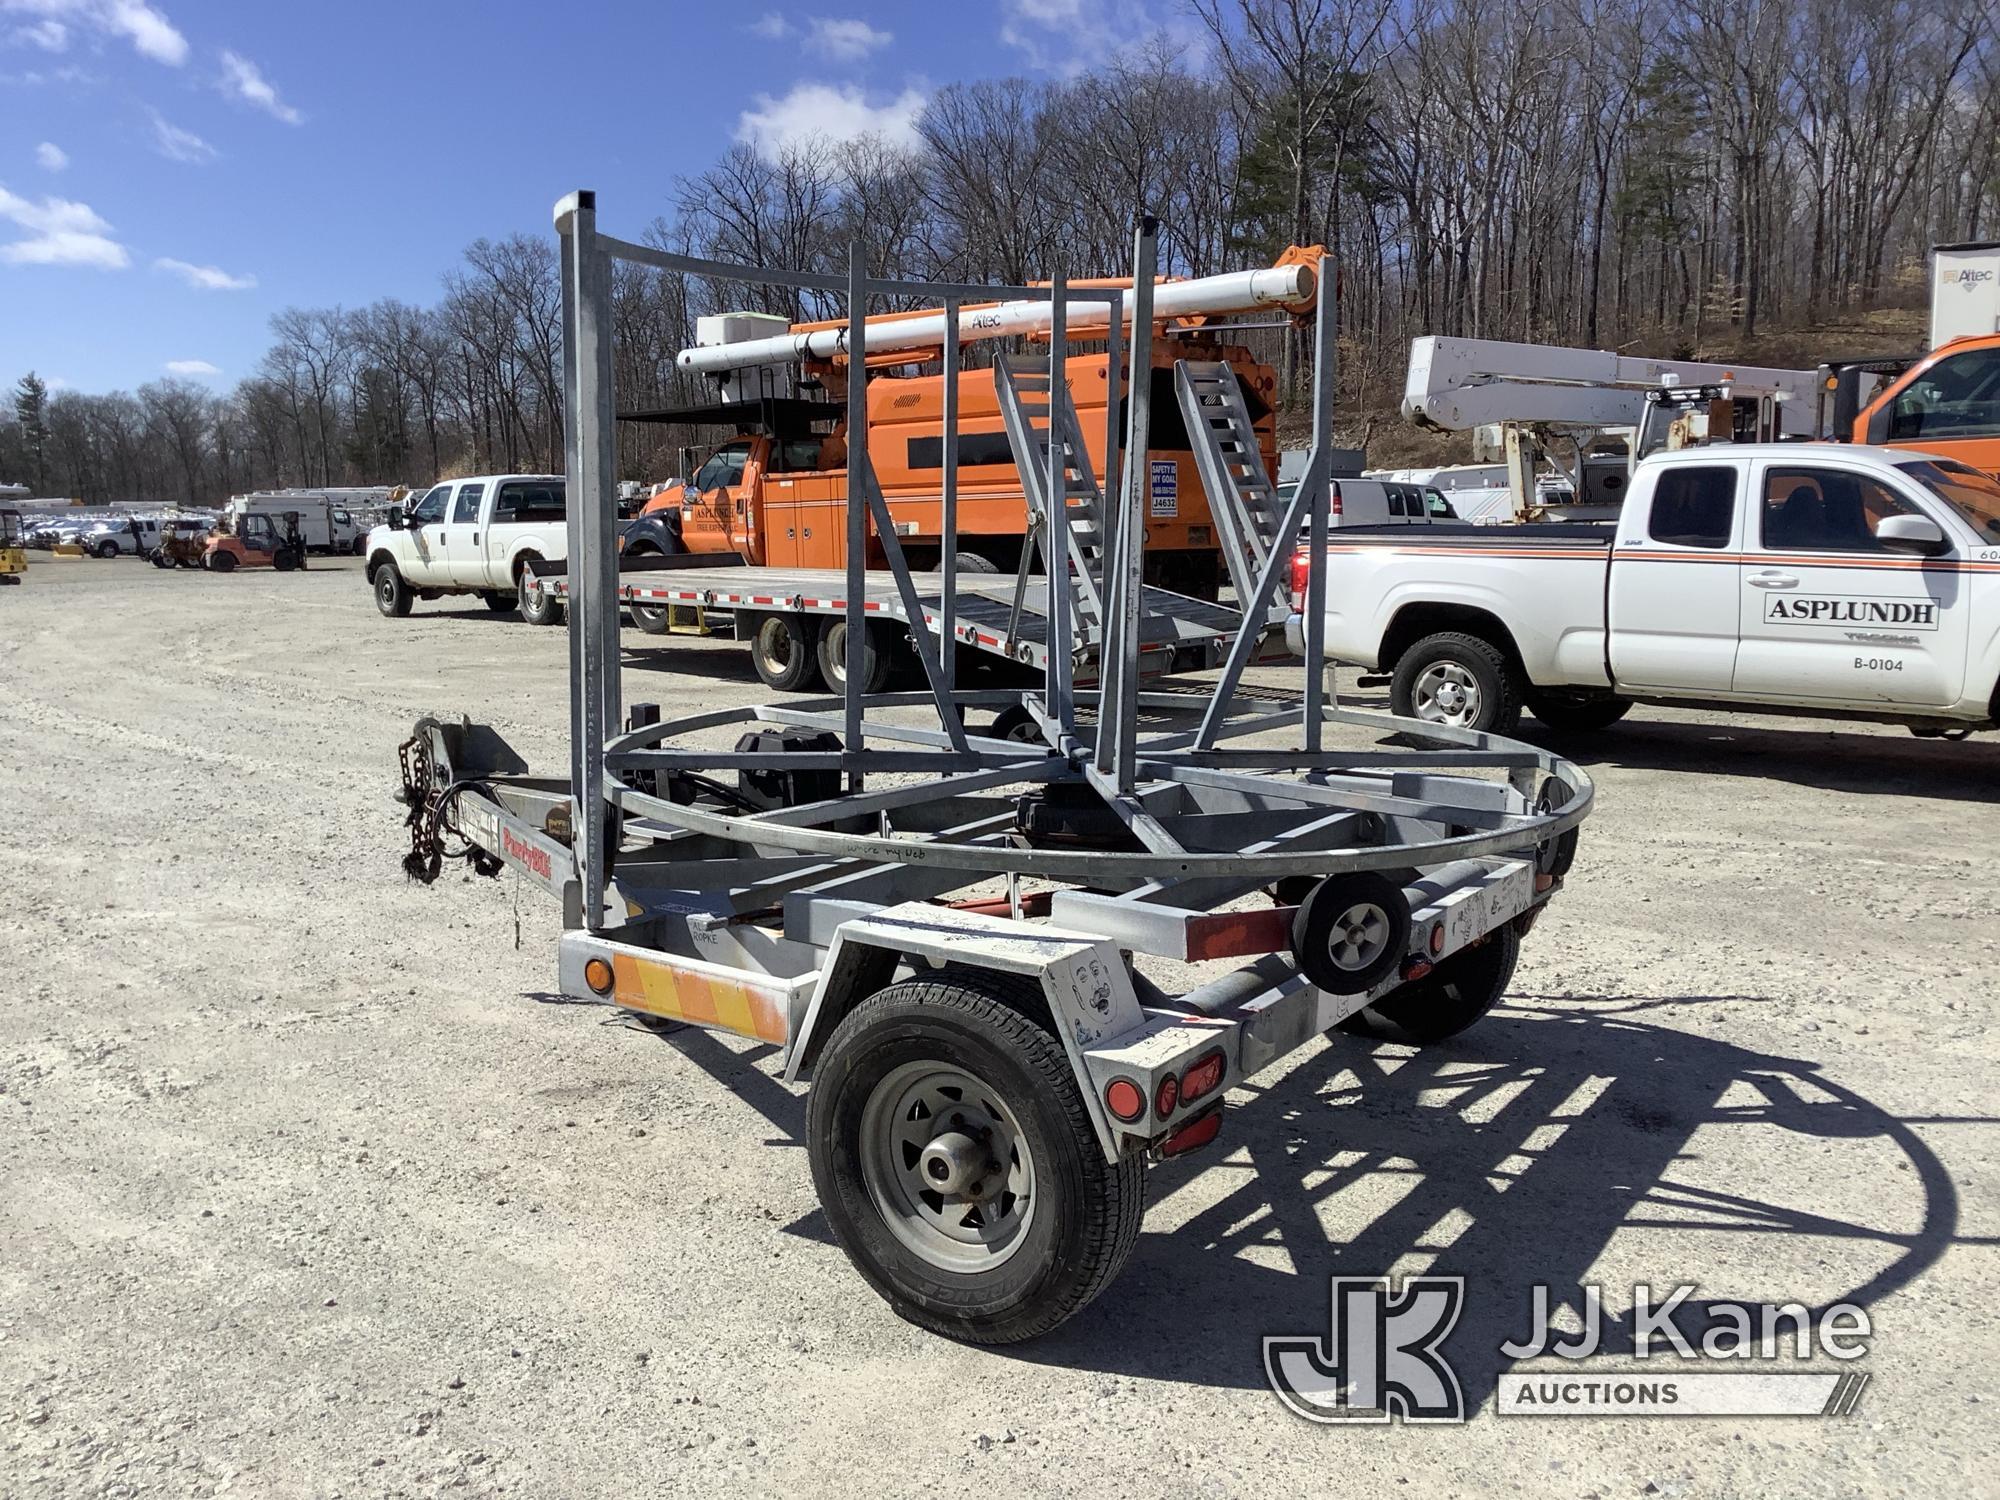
[[989, 705, 1043, 744], [373, 562, 412, 617], [1292, 871, 1410, 995], [150, 551, 171, 569], [1337, 925, 1519, 1045], [749, 613, 820, 692], [1391, 631, 1522, 734], [1528, 693, 1631, 733], [517, 558, 563, 626], [953, 551, 1002, 575], [818, 618, 895, 697], [807, 973, 1145, 1344]]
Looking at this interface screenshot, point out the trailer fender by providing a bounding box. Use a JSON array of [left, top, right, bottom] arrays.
[[781, 902, 1147, 1162]]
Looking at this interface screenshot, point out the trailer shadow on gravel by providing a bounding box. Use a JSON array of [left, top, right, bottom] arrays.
[[996, 1001, 1972, 1403]]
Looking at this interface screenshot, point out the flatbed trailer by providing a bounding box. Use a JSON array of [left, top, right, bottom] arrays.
[[394, 195, 1596, 1345], [531, 557, 1284, 687]]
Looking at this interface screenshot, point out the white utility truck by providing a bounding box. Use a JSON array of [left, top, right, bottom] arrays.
[[364, 475, 567, 622], [1292, 443, 2000, 736], [226, 491, 373, 555]]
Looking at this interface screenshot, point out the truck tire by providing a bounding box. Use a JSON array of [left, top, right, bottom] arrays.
[[1391, 631, 1522, 734], [953, 551, 1002, 575], [807, 973, 1146, 1344], [481, 590, 517, 614], [517, 559, 563, 626], [818, 618, 895, 696], [1292, 871, 1411, 994], [749, 613, 820, 692], [1337, 925, 1519, 1045], [94, 539, 120, 559], [1528, 693, 1631, 733], [373, 562, 412, 617], [351, 535, 368, 556], [623, 535, 685, 634]]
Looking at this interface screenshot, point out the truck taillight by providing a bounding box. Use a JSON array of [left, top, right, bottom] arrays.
[[1290, 547, 1309, 605]]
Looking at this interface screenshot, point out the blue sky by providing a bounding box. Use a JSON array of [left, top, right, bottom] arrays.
[[1, 0, 1194, 395]]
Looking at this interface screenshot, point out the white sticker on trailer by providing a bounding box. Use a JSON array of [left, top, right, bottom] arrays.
[[1150, 459, 1178, 518]]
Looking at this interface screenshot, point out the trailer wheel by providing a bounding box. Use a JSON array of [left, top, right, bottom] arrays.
[[953, 551, 1002, 575], [808, 973, 1145, 1344], [989, 704, 1042, 744], [1338, 926, 1519, 1045], [1292, 871, 1410, 994], [1528, 693, 1631, 733], [1391, 632, 1521, 734], [373, 562, 411, 617], [150, 551, 171, 569], [818, 618, 895, 696], [749, 613, 820, 692]]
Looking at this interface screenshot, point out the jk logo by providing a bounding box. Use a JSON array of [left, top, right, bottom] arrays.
[[1264, 1276, 1466, 1424]]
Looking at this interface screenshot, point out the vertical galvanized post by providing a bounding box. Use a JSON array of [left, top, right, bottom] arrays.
[[557, 189, 619, 930], [940, 300, 959, 701], [1303, 254, 1337, 751], [1101, 218, 1156, 790], [1045, 272, 1073, 737], [844, 242, 866, 775]]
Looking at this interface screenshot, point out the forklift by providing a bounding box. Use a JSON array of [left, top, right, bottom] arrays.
[[0, 508, 25, 584], [204, 510, 308, 572]]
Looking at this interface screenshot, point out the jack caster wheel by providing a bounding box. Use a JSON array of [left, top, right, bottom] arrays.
[[1292, 871, 1410, 995]]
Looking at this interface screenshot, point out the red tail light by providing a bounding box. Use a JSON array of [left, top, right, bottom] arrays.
[[1160, 1106, 1223, 1159], [1154, 1072, 1180, 1120], [1179, 1050, 1226, 1105], [1104, 1079, 1145, 1123]]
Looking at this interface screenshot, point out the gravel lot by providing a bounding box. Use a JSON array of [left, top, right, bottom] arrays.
[[2, 553, 1995, 1499]]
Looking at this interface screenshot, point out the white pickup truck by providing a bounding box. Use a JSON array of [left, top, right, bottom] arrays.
[[1293, 443, 2000, 736], [364, 474, 566, 624]]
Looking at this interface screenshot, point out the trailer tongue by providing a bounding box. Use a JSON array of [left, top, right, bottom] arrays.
[[393, 193, 1594, 1343]]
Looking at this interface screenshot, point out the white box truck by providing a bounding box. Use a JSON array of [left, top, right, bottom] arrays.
[[1931, 242, 2000, 346]]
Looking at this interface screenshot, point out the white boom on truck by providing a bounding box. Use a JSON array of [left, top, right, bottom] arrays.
[[677, 262, 1318, 374]]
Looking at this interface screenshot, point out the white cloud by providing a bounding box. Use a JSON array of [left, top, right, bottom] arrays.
[[218, 48, 300, 124], [153, 256, 254, 290], [736, 82, 928, 158], [0, 183, 126, 267], [808, 17, 891, 60], [164, 358, 218, 376], [34, 141, 67, 171], [14, 17, 66, 48], [148, 108, 213, 163], [0, 1, 187, 66], [749, 12, 790, 38]]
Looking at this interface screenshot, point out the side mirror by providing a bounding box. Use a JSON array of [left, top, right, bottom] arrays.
[[1876, 513, 1948, 556], [386, 505, 405, 531], [1863, 405, 1891, 446]]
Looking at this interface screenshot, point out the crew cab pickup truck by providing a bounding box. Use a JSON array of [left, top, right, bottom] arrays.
[[1292, 443, 2000, 736], [365, 475, 566, 623]]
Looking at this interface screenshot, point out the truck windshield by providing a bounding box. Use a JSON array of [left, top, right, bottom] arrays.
[[1886, 346, 2000, 440], [1898, 459, 2000, 542]]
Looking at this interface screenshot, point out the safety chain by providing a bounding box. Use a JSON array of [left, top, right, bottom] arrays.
[[396, 728, 502, 884]]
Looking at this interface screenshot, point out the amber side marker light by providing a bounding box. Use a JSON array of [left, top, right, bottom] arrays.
[[584, 958, 615, 996]]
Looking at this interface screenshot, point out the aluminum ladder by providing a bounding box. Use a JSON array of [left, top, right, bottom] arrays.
[[994, 351, 1106, 641], [1174, 360, 1290, 621]]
